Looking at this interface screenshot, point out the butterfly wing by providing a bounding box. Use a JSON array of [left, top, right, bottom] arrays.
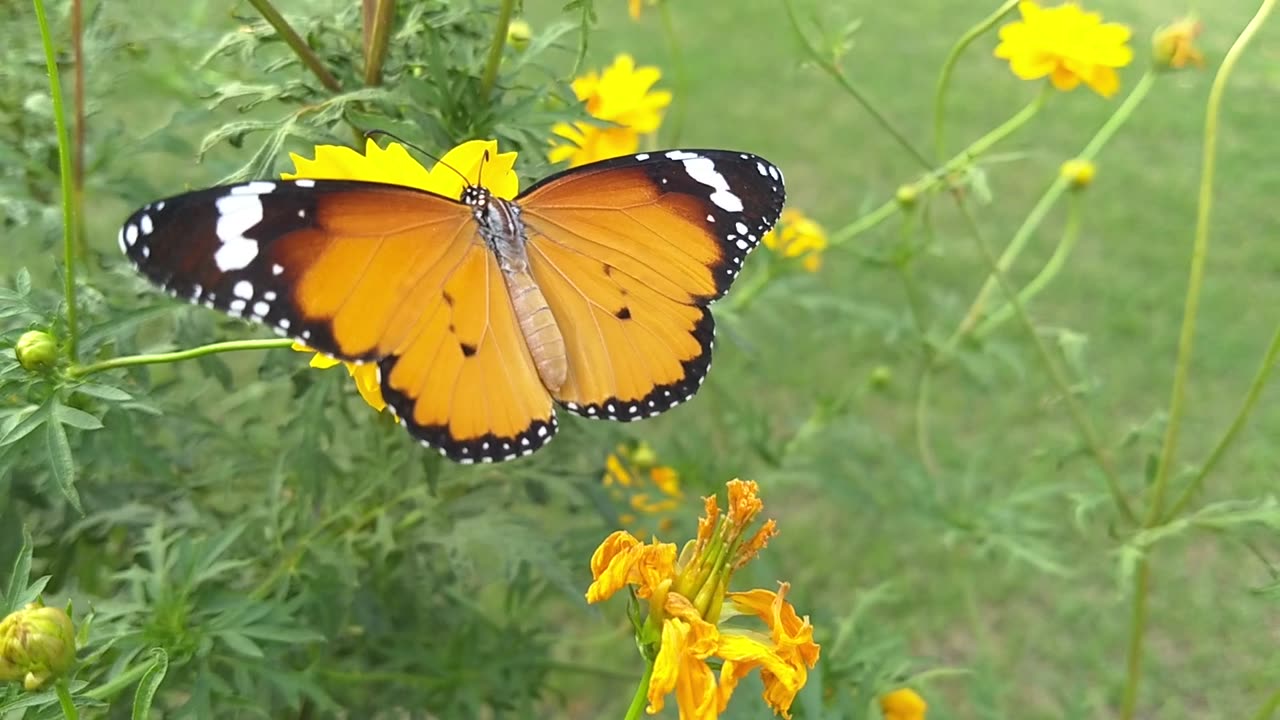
[[120, 179, 556, 462], [516, 150, 785, 419]]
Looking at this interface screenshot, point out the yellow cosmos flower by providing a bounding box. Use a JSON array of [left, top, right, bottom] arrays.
[[603, 442, 684, 535], [550, 54, 672, 167], [285, 138, 520, 415], [994, 1, 1133, 98], [881, 688, 928, 720], [763, 208, 828, 273], [587, 479, 819, 719]]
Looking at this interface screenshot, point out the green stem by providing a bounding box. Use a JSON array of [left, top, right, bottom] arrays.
[[54, 680, 78, 720], [1146, 0, 1274, 526], [68, 338, 294, 378], [621, 661, 655, 720], [247, 0, 343, 93], [972, 192, 1081, 340], [362, 0, 395, 86], [780, 0, 931, 170], [830, 94, 1044, 247], [1164, 324, 1280, 520], [954, 72, 1157, 339], [657, 1, 688, 145], [1118, 557, 1152, 720], [1251, 689, 1280, 720], [954, 202, 1136, 525], [70, 0, 88, 262], [33, 0, 78, 363], [478, 0, 516, 99], [933, 0, 1020, 159]]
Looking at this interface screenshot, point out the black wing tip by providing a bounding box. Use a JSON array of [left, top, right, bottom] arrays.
[[558, 307, 715, 422], [377, 356, 558, 464]]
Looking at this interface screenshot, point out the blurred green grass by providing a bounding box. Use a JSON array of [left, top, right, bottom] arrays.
[[6, 0, 1279, 717]]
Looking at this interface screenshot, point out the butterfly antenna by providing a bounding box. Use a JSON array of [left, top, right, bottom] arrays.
[[478, 149, 491, 189], [363, 129, 473, 186]]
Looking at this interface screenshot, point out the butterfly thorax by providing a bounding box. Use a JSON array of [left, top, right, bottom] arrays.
[[464, 186, 568, 392]]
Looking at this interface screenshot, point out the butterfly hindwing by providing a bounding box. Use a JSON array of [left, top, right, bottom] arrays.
[[517, 150, 785, 419]]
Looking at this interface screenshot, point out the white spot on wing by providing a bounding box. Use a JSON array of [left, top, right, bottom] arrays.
[[681, 157, 743, 212], [635, 153, 650, 161], [252, 301, 270, 317], [139, 214, 154, 235], [232, 280, 254, 299], [666, 150, 699, 161], [214, 194, 263, 271], [231, 181, 276, 195], [735, 221, 748, 234], [125, 224, 139, 246], [294, 179, 316, 188], [272, 263, 285, 276]]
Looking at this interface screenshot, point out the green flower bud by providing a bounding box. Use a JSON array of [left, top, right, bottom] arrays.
[[895, 184, 918, 209], [14, 330, 58, 372], [868, 365, 893, 389], [507, 19, 532, 51], [0, 603, 77, 691]]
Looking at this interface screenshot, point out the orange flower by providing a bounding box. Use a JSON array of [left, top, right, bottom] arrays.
[[587, 479, 819, 719]]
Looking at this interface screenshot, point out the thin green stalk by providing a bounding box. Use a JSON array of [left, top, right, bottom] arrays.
[[68, 338, 294, 378], [830, 94, 1044, 247], [658, 1, 688, 145], [621, 661, 655, 720], [55, 680, 78, 720], [1251, 689, 1280, 720], [82, 657, 156, 701], [972, 193, 1081, 340], [780, 0, 931, 170], [954, 201, 1136, 525], [362, 0, 395, 86], [33, 0, 78, 362], [954, 72, 1157, 339], [1146, 1, 1274, 526], [1118, 557, 1151, 719], [70, 0, 88, 261], [247, 0, 343, 93], [1164, 324, 1280, 520], [933, 0, 1020, 159], [478, 0, 516, 99]]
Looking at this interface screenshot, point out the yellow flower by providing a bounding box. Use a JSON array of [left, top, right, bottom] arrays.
[[1153, 17, 1203, 70], [284, 139, 520, 414], [1059, 158, 1095, 189], [628, 0, 657, 20], [994, 1, 1133, 98], [587, 479, 819, 719], [602, 442, 684, 537], [549, 54, 672, 167], [762, 208, 828, 272], [881, 688, 928, 720], [0, 603, 76, 691]]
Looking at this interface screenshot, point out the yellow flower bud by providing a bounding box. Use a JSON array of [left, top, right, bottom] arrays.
[[1153, 18, 1203, 70], [506, 19, 532, 52], [881, 687, 928, 720], [630, 441, 658, 468], [1060, 159, 1095, 190], [0, 604, 77, 690], [14, 330, 58, 372], [895, 184, 919, 209]]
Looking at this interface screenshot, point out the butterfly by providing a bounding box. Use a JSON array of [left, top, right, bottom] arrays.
[[119, 146, 785, 463]]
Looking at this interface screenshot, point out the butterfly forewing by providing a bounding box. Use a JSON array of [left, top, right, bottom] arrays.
[[517, 150, 785, 420]]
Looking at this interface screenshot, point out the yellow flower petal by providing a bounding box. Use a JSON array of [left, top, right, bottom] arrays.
[[550, 54, 670, 167], [881, 688, 928, 720], [993, 1, 1132, 98]]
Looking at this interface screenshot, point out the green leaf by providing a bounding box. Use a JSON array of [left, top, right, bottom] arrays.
[[45, 420, 82, 514], [73, 383, 133, 402], [217, 631, 265, 658], [14, 269, 31, 296], [3, 525, 31, 612], [54, 403, 104, 431], [131, 648, 169, 720], [0, 401, 51, 447]]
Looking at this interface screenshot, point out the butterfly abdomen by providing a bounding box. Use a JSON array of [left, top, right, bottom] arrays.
[[474, 193, 568, 392]]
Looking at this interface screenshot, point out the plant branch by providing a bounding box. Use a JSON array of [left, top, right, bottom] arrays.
[[479, 0, 516, 99], [362, 0, 395, 86], [933, 0, 1020, 159], [621, 660, 655, 720], [33, 0, 79, 362], [248, 0, 343, 93], [1145, 1, 1275, 527], [71, 0, 88, 260], [68, 338, 294, 378]]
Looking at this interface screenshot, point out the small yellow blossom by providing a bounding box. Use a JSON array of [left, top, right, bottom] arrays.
[[762, 208, 828, 272], [284, 139, 520, 414], [1153, 17, 1203, 70], [0, 603, 76, 691], [587, 479, 819, 719], [603, 442, 683, 537], [994, 1, 1133, 98], [1059, 158, 1095, 189], [550, 54, 672, 167], [881, 688, 928, 720], [629, 0, 658, 20]]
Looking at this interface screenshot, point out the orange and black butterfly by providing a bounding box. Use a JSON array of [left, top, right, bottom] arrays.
[[119, 148, 785, 463]]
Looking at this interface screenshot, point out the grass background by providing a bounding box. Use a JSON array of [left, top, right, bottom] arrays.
[[3, 0, 1279, 717]]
